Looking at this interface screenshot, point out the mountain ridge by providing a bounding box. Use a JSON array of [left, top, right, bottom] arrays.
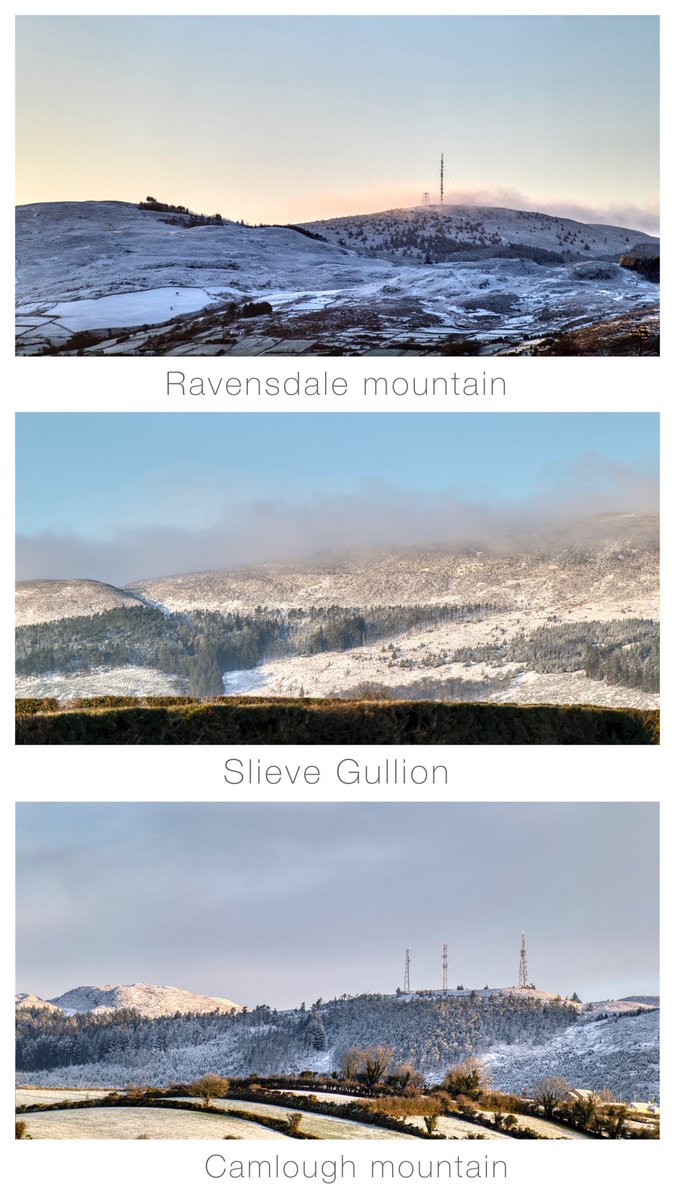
[[17, 982, 242, 1018]]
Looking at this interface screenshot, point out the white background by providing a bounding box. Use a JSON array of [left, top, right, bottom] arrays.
[[2, 1, 672, 1197]]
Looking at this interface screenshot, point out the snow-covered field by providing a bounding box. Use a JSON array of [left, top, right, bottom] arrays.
[[209, 1098, 417, 1140], [33, 287, 222, 331], [18, 1106, 289, 1140], [15, 666, 184, 699], [15, 201, 658, 355], [17, 1087, 114, 1106]]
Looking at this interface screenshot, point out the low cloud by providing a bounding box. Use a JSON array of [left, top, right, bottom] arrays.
[[296, 183, 659, 236], [16, 456, 658, 586]]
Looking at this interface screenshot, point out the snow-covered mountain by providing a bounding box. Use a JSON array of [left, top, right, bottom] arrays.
[[303, 204, 654, 261], [16, 516, 660, 709], [15, 993, 61, 1013], [16, 986, 659, 1100], [15, 200, 659, 355], [42, 983, 242, 1017]]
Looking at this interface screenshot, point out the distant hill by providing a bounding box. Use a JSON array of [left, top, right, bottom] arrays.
[[16, 579, 145, 626], [303, 204, 657, 263], [43, 983, 241, 1018], [15, 993, 61, 1013]]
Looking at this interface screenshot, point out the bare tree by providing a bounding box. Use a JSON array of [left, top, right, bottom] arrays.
[[533, 1076, 569, 1118], [190, 1073, 230, 1109], [340, 1047, 363, 1081]]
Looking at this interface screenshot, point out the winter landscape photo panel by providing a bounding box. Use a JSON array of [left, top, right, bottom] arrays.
[[15, 802, 660, 1141], [15, 15, 658, 357], [15, 412, 659, 744]]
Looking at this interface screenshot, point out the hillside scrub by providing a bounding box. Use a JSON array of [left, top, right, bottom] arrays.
[[15, 699, 660, 745]]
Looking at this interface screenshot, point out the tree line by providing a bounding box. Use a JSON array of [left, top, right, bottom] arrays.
[[16, 601, 500, 698]]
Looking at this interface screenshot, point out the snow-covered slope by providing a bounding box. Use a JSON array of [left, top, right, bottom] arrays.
[[15, 515, 659, 708], [484, 1008, 659, 1101], [16, 579, 145, 626], [128, 515, 658, 616], [16, 993, 61, 1013], [15, 201, 659, 356], [304, 205, 656, 262], [15, 201, 356, 310], [47, 983, 242, 1018]]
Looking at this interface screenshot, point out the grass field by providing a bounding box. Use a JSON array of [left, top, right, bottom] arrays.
[[15, 696, 660, 744], [208, 1097, 417, 1140], [16, 1087, 113, 1106], [18, 1106, 290, 1140]]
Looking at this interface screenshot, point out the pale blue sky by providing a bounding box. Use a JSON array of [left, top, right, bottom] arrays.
[[16, 803, 659, 1007], [15, 413, 658, 583], [16, 16, 659, 228]]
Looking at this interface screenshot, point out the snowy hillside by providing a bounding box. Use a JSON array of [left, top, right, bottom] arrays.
[[485, 1008, 659, 1102], [304, 205, 655, 262], [16, 994, 61, 1013], [15, 200, 658, 356], [46, 983, 242, 1017], [16, 986, 658, 1100], [15, 516, 659, 707], [128, 514, 658, 614], [16, 578, 145, 626]]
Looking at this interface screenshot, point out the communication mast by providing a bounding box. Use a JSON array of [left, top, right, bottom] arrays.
[[404, 949, 411, 994], [518, 931, 529, 988], [440, 154, 444, 205], [442, 944, 448, 992]]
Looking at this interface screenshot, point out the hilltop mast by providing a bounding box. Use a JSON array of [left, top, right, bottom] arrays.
[[404, 949, 411, 994], [440, 154, 444, 205], [442, 944, 448, 992], [518, 931, 529, 988]]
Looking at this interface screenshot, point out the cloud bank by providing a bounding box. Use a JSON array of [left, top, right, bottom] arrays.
[[301, 184, 660, 235], [16, 456, 658, 586]]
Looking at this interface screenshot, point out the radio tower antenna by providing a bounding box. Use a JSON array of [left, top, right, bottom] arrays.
[[404, 949, 411, 994], [518, 931, 528, 988], [440, 154, 444, 205], [442, 944, 448, 992]]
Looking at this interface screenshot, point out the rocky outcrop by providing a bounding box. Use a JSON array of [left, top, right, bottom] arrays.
[[620, 242, 660, 281]]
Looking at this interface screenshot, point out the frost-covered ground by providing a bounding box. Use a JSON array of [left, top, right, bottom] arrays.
[[222, 641, 658, 711], [16, 201, 658, 355], [19, 1106, 290, 1140], [34, 286, 222, 331], [208, 1098, 416, 1140], [484, 1009, 660, 1102], [15, 666, 184, 699], [17, 1087, 113, 1105]]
